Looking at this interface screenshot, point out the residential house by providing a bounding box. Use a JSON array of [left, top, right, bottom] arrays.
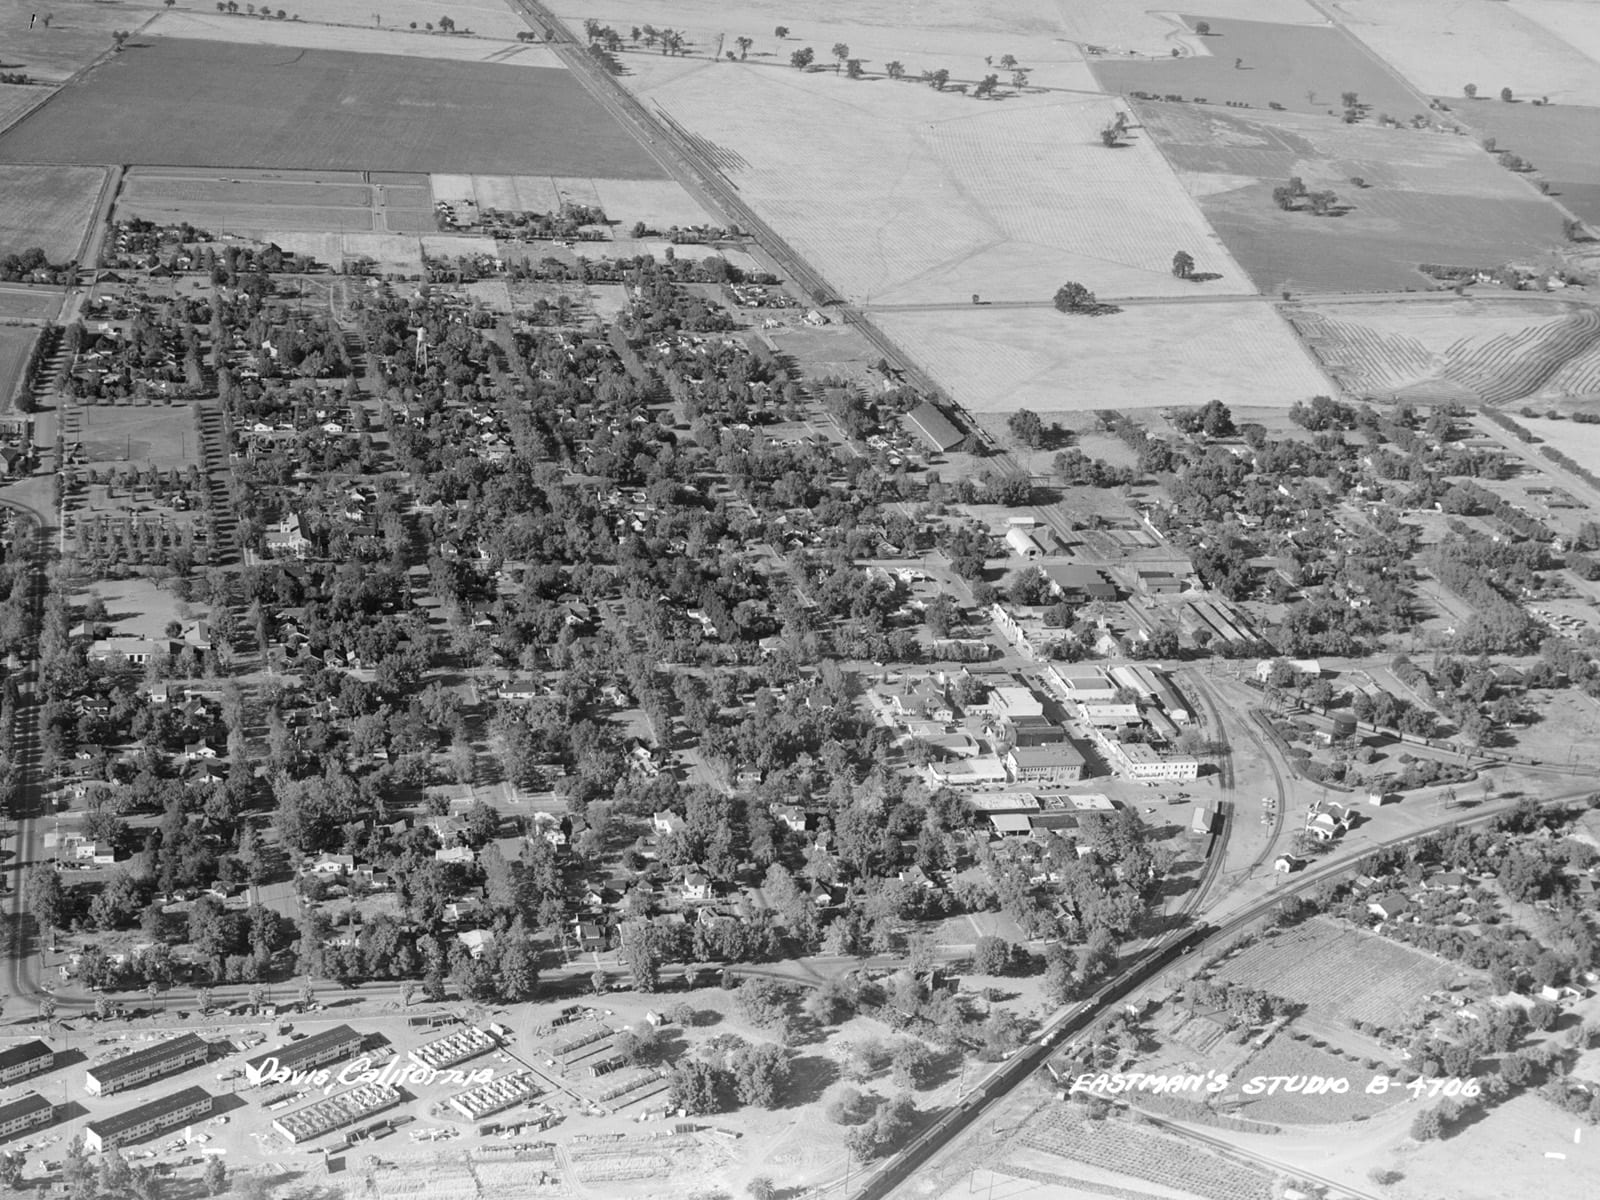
[[681, 872, 714, 902], [457, 929, 496, 959], [1367, 893, 1412, 921]]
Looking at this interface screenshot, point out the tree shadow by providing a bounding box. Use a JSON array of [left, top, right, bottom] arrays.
[[783, 1053, 839, 1107]]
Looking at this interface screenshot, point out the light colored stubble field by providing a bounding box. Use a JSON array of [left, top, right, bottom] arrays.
[[144, 11, 561, 66], [874, 300, 1330, 413], [195, 0, 534, 41], [0, 164, 107, 261], [1331, 0, 1600, 106], [624, 54, 1253, 305]]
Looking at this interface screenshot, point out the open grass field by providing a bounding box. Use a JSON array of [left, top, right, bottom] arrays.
[[1395, 1089, 1600, 1200], [0, 286, 64, 320], [117, 168, 435, 236], [1287, 298, 1600, 403], [1332, 0, 1600, 107], [1093, 15, 1427, 120], [145, 11, 561, 67], [1131, 102, 1567, 291], [0, 327, 37, 414], [1441, 96, 1600, 223], [69, 404, 200, 471], [1215, 917, 1468, 1031], [622, 52, 1251, 305], [0, 164, 107, 261], [0, 38, 669, 176], [875, 301, 1330, 413]]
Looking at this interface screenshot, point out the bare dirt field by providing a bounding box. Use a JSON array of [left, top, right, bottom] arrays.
[[1330, 0, 1600, 107], [1442, 96, 1600, 223], [874, 301, 1330, 413], [1134, 101, 1567, 292], [1093, 15, 1427, 120], [619, 52, 1251, 306], [1214, 917, 1470, 1032], [0, 164, 107, 261], [0, 38, 669, 176], [1286, 297, 1600, 404], [145, 10, 561, 67]]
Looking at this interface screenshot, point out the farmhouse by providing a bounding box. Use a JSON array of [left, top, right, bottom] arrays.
[[83, 1086, 213, 1152], [1368, 893, 1413, 921]]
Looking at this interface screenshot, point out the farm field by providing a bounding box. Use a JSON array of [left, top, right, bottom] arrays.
[[252, 0, 533, 40], [0, 327, 36, 414], [0, 164, 107, 261], [144, 11, 561, 67], [1093, 15, 1426, 119], [0, 0, 136, 83], [1214, 918, 1469, 1031], [874, 302, 1329, 412], [1018, 1105, 1275, 1200], [1332, 0, 1600, 107], [0, 84, 47, 134], [1134, 101, 1567, 292], [620, 52, 1251, 305], [562, 2, 1102, 91], [1286, 298, 1600, 404], [0, 39, 669, 176], [1441, 97, 1600, 223], [116, 168, 435, 236]]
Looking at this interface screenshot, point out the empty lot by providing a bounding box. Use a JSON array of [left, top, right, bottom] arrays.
[[0, 39, 669, 177], [117, 169, 434, 236]]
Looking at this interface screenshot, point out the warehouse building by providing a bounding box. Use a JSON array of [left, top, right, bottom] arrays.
[[0, 1040, 55, 1085], [83, 1086, 213, 1152], [245, 1024, 363, 1085], [448, 1072, 540, 1121], [85, 1033, 210, 1096], [272, 1083, 401, 1144], [410, 1026, 496, 1072], [0, 1093, 54, 1143]]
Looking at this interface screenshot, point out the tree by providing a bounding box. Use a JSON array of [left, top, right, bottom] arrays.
[[929, 68, 949, 91], [438, 15, 454, 32], [25, 866, 64, 937], [1410, 1104, 1444, 1140], [747, 1177, 777, 1200], [1043, 942, 1077, 1005], [731, 1041, 791, 1107], [203, 1157, 228, 1196], [1053, 282, 1095, 313], [0, 1154, 23, 1190], [974, 73, 1000, 98], [1171, 250, 1195, 279], [1194, 21, 1211, 35], [790, 47, 814, 69], [1500, 87, 1513, 102], [972, 935, 1013, 975], [774, 26, 788, 38], [846, 58, 863, 78], [668, 1059, 724, 1114], [618, 919, 664, 991], [1463, 83, 1477, 98], [885, 60, 905, 80], [1500, 1050, 1532, 1086], [1341, 90, 1359, 109], [736, 36, 752, 59], [1006, 410, 1045, 449], [891, 1039, 934, 1088], [832, 43, 849, 72]]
